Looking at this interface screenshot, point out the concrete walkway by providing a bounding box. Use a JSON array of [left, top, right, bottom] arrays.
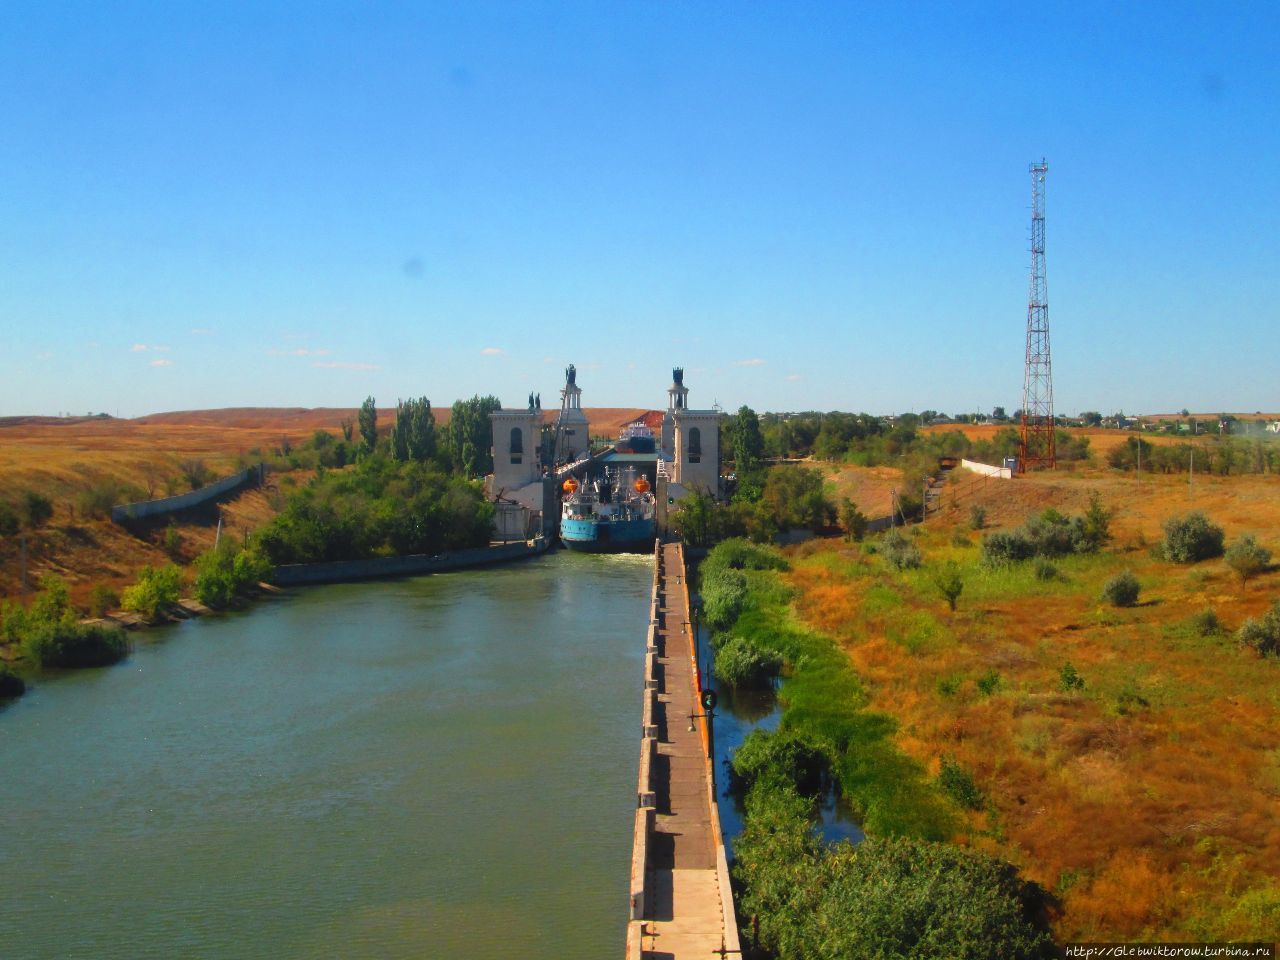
[[638, 542, 734, 959]]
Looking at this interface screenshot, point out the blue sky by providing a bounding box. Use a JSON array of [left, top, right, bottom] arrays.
[[2, 2, 1277, 418]]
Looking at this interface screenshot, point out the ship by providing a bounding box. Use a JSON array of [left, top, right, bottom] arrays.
[[559, 425, 658, 552]]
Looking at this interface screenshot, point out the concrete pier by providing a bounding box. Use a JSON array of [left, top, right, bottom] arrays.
[[627, 541, 739, 959]]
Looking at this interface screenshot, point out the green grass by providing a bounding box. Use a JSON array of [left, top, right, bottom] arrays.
[[707, 544, 957, 839]]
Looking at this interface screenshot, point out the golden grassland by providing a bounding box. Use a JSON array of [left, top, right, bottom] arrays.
[[0, 406, 654, 610], [783, 466, 1280, 941]]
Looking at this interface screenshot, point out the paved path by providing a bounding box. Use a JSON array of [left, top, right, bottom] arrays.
[[638, 542, 733, 959]]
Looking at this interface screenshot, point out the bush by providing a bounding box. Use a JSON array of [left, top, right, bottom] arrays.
[[1236, 602, 1280, 657], [733, 782, 1053, 960], [25, 621, 130, 668], [932, 562, 964, 611], [162, 522, 183, 560], [937, 756, 984, 810], [969, 504, 986, 530], [88, 584, 119, 618], [976, 669, 1001, 697], [982, 530, 1034, 566], [731, 728, 831, 797], [121, 565, 184, 621], [1225, 534, 1271, 589], [1033, 559, 1059, 582], [1102, 570, 1141, 607], [194, 544, 273, 608], [714, 636, 783, 689], [0, 663, 25, 698], [1162, 511, 1225, 563], [881, 529, 922, 570], [0, 500, 18, 537], [701, 568, 748, 630], [1190, 608, 1221, 637], [703, 537, 790, 574], [1059, 662, 1085, 692]]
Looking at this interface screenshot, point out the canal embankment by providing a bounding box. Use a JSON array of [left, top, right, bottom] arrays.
[[626, 540, 739, 959]]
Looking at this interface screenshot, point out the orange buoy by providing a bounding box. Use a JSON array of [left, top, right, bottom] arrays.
[[563, 477, 579, 494], [634, 477, 651, 493]]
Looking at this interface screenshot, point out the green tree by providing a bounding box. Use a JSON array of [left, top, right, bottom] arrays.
[[670, 484, 717, 548], [932, 562, 964, 612], [730, 405, 765, 472], [391, 396, 437, 463], [762, 466, 834, 531], [121, 565, 185, 621], [839, 498, 868, 541], [358, 396, 379, 455], [445, 395, 502, 476], [1225, 534, 1271, 591]]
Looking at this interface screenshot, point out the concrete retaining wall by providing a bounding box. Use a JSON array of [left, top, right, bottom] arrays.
[[961, 458, 1013, 479], [271, 538, 548, 586], [111, 464, 264, 523]]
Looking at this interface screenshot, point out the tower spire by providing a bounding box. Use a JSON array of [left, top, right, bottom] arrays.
[[1020, 159, 1055, 472]]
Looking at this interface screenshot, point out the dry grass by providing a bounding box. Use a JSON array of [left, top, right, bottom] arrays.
[[785, 468, 1280, 941], [0, 406, 658, 613]]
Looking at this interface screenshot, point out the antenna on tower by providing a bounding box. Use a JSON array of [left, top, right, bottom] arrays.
[[1019, 159, 1055, 472]]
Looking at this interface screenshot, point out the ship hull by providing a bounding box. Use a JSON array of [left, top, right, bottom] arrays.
[[560, 516, 656, 553]]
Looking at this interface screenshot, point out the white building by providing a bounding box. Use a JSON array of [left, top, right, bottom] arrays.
[[662, 368, 722, 497]]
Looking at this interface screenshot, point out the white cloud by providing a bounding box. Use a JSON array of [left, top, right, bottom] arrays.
[[190, 327, 211, 336], [150, 358, 173, 367], [36, 351, 53, 360], [269, 348, 331, 357], [130, 343, 148, 352], [314, 361, 381, 371], [736, 358, 767, 367], [153, 345, 171, 353], [480, 347, 504, 356], [786, 373, 803, 382]]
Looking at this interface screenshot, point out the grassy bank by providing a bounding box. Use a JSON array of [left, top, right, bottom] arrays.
[[779, 498, 1280, 941]]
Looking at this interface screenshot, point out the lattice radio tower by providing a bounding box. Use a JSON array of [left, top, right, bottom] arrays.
[[1019, 159, 1055, 471]]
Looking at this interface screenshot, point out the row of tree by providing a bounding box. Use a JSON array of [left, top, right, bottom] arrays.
[[350, 394, 503, 477]]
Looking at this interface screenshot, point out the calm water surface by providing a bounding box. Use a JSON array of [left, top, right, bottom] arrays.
[[0, 550, 650, 960]]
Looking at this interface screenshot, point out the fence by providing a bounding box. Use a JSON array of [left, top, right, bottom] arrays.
[[111, 464, 264, 523]]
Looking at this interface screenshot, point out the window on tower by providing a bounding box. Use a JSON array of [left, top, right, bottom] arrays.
[[510, 427, 523, 464], [688, 427, 701, 463]]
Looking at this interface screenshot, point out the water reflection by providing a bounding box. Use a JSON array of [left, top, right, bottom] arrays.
[[698, 625, 864, 855]]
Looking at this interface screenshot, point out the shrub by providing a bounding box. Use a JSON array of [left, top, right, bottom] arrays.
[[703, 537, 789, 574], [1162, 511, 1225, 563], [162, 522, 183, 560], [1080, 492, 1112, 550], [982, 530, 1034, 566], [1190, 608, 1221, 637], [976, 669, 1001, 697], [1059, 662, 1085, 692], [25, 621, 130, 668], [840, 498, 869, 542], [0, 663, 25, 698], [1102, 570, 1141, 607], [1225, 534, 1271, 589], [714, 636, 782, 689], [932, 562, 964, 611], [937, 756, 984, 810], [1236, 602, 1280, 657], [1033, 559, 1059, 582], [21, 490, 54, 529], [701, 568, 748, 630], [0, 500, 19, 536], [121, 565, 184, 621], [951, 529, 973, 548], [194, 544, 272, 608], [733, 783, 1053, 960], [88, 584, 119, 618], [881, 529, 922, 571], [77, 481, 139, 520], [969, 504, 987, 530], [731, 728, 831, 797]]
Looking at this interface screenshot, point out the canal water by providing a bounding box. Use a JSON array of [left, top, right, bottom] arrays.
[[0, 550, 651, 960], [695, 624, 865, 853]]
